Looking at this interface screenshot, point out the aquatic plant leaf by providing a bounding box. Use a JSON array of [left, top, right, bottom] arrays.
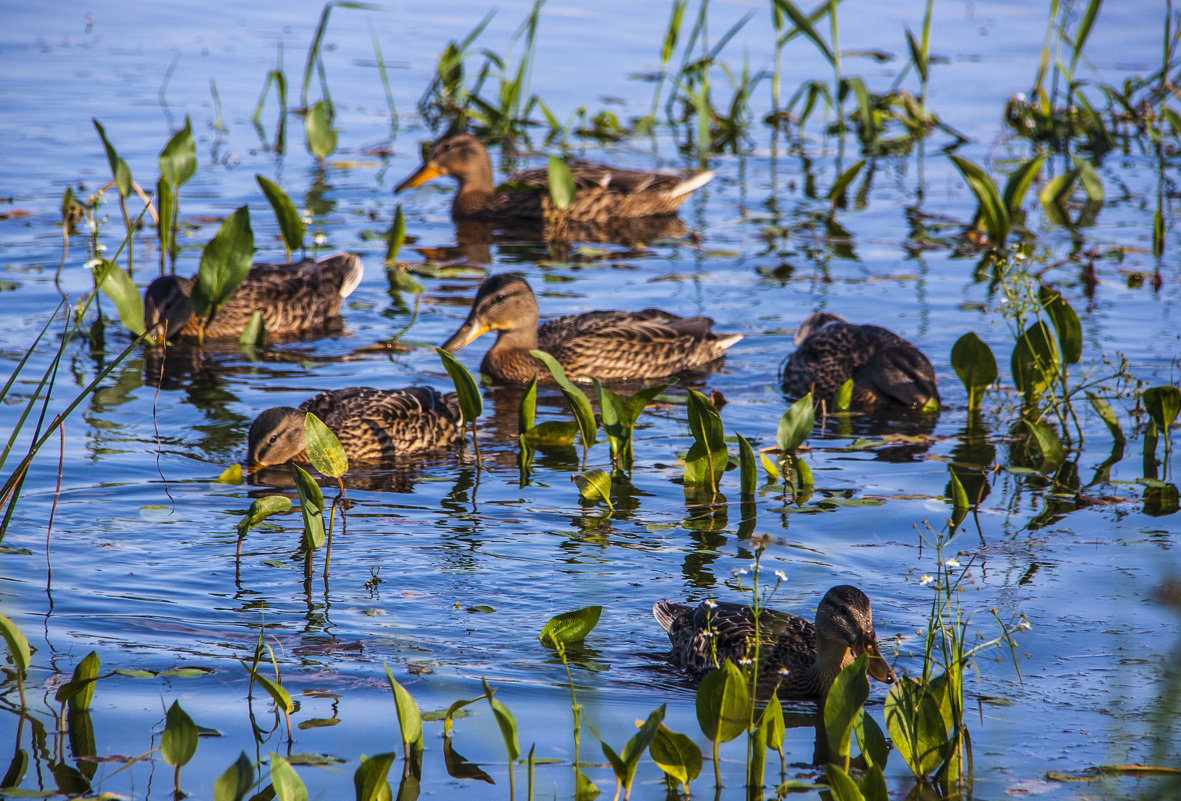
[[950, 332, 996, 412], [522, 420, 579, 447], [948, 468, 969, 510], [760, 450, 780, 482], [649, 723, 702, 789], [574, 767, 599, 801], [304, 413, 349, 479], [192, 205, 254, 321], [93, 119, 132, 198], [825, 655, 870, 759], [384, 664, 423, 751], [384, 204, 406, 265], [219, 464, 244, 484], [602, 705, 664, 795], [1001, 155, 1045, 216], [159, 117, 197, 187], [540, 605, 602, 646], [1038, 285, 1082, 365], [0, 613, 30, 673], [162, 701, 198, 767], [684, 441, 728, 488], [949, 155, 1008, 247], [904, 27, 927, 83], [795, 455, 814, 490], [853, 709, 889, 769], [885, 678, 953, 779], [2, 748, 28, 789], [442, 739, 493, 784], [574, 469, 614, 509], [777, 393, 814, 453], [256, 175, 305, 257], [736, 432, 757, 496], [156, 177, 175, 263], [827, 159, 865, 207], [762, 694, 785, 753], [482, 678, 520, 762], [1010, 321, 1058, 398], [442, 694, 486, 738], [529, 349, 596, 449], [695, 660, 748, 743], [243, 661, 294, 714], [687, 390, 725, 452], [834, 378, 854, 412], [237, 496, 292, 537], [595, 379, 626, 463], [1074, 158, 1104, 203], [353, 752, 396, 801], [547, 157, 576, 211], [771, 0, 834, 64], [437, 348, 484, 425], [292, 464, 326, 550], [212, 751, 254, 801], [94, 259, 145, 337], [1024, 418, 1065, 466], [239, 311, 266, 349], [1143, 386, 1181, 434], [1083, 391, 1124, 443], [269, 752, 308, 801], [823, 764, 864, 801], [61, 651, 100, 713], [858, 763, 888, 801], [519, 375, 538, 434], [304, 100, 337, 162]]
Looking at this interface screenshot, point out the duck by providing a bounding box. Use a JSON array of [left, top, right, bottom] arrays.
[[440, 273, 742, 384], [653, 585, 896, 700], [779, 312, 939, 410], [395, 132, 713, 224], [144, 252, 363, 344], [247, 386, 462, 467]]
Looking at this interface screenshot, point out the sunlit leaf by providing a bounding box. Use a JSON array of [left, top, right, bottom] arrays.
[[522, 420, 579, 447], [885, 678, 953, 779], [304, 412, 349, 479], [824, 763, 865, 801], [1024, 418, 1065, 466], [162, 701, 199, 768], [256, 175, 305, 258], [1143, 386, 1181, 434], [384, 664, 423, 752], [547, 156, 576, 211], [825, 655, 870, 759], [385, 205, 406, 265], [540, 606, 602, 646], [239, 310, 266, 349], [0, 613, 31, 673], [482, 678, 520, 762], [292, 464, 326, 550], [853, 711, 889, 771], [353, 752, 396, 801], [93, 119, 132, 198], [437, 348, 484, 425], [950, 332, 997, 412], [529, 349, 596, 450], [1038, 285, 1082, 365], [1001, 155, 1045, 217], [212, 751, 254, 801], [649, 724, 702, 790], [574, 469, 614, 509], [834, 378, 854, 412], [237, 495, 292, 537], [94, 259, 145, 337], [243, 661, 294, 714], [1010, 321, 1058, 398], [695, 660, 748, 743], [1085, 392, 1125, 443], [827, 159, 865, 207], [949, 155, 1008, 247], [736, 432, 757, 496], [160, 117, 197, 187], [61, 651, 100, 713], [304, 100, 337, 162], [219, 464, 244, 485], [948, 467, 969, 510], [156, 177, 175, 261], [269, 752, 309, 801], [191, 205, 254, 321], [777, 393, 815, 453]]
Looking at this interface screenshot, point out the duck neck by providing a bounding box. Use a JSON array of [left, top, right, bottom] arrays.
[[815, 636, 853, 697], [452, 153, 496, 216]]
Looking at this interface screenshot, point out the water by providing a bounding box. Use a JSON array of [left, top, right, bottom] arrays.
[[1, 0, 1179, 798]]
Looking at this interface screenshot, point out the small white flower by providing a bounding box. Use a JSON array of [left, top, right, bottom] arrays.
[[82, 259, 101, 272], [1015, 92, 1027, 103], [1018, 621, 1031, 631], [731, 567, 749, 576], [945, 558, 960, 568], [95, 243, 107, 253], [778, 667, 790, 676], [774, 570, 787, 581], [313, 232, 327, 246], [704, 599, 717, 609], [919, 574, 934, 586], [737, 657, 753, 666]]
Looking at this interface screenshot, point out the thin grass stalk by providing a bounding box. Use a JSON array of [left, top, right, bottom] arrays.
[[370, 23, 398, 134], [828, 0, 843, 139]]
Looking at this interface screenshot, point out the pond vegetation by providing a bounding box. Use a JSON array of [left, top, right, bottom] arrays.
[[1, 0, 1180, 799]]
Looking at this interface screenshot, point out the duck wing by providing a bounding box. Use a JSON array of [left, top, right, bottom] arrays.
[[299, 387, 461, 461], [854, 326, 939, 408]]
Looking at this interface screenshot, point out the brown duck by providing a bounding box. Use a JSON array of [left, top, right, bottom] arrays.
[[653, 585, 896, 700], [144, 253, 363, 344], [395, 133, 713, 224], [248, 386, 462, 467], [779, 312, 939, 410], [440, 273, 742, 384]]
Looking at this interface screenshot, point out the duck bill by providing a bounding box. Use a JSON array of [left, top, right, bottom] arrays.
[[147, 322, 168, 346], [441, 318, 490, 352], [859, 639, 896, 684], [395, 163, 444, 193]]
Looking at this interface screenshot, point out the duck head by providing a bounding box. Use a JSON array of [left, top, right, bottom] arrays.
[[247, 407, 310, 467], [441, 273, 540, 352], [815, 585, 896, 691], [395, 133, 494, 194]]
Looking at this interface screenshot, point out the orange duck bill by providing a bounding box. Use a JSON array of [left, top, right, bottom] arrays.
[[440, 316, 490, 352], [395, 162, 445, 193]]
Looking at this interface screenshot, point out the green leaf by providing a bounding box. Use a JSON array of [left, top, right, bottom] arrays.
[[0, 613, 31, 673], [949, 155, 1009, 247], [761, 694, 785, 752], [160, 117, 197, 187], [482, 678, 520, 762], [904, 27, 927, 83], [442, 695, 485, 738], [304, 100, 337, 162], [885, 677, 954, 779], [56, 650, 100, 712], [827, 159, 866, 207], [93, 119, 132, 198], [529, 349, 596, 450], [1074, 157, 1104, 203], [649, 724, 702, 789], [540, 606, 602, 646], [684, 441, 728, 488], [94, 259, 145, 337], [948, 468, 970, 510], [547, 156, 576, 211], [256, 175, 306, 257], [220, 464, 244, 484], [771, 0, 834, 64], [269, 752, 309, 801], [1001, 155, 1045, 216], [243, 661, 294, 714], [686, 390, 725, 452], [795, 456, 813, 490], [595, 380, 626, 463], [519, 375, 538, 433], [292, 464, 326, 550], [760, 450, 780, 483], [1038, 285, 1082, 365], [522, 420, 579, 447], [384, 664, 423, 751], [212, 751, 254, 801], [1010, 321, 1059, 398], [239, 310, 266, 349], [853, 711, 890, 770], [1039, 169, 1077, 225], [384, 205, 406, 265], [162, 701, 199, 767], [1143, 386, 1181, 434], [950, 332, 997, 412], [156, 177, 175, 260], [1024, 418, 1065, 466], [574, 469, 614, 509], [777, 392, 815, 453], [191, 205, 254, 321], [695, 661, 748, 743], [825, 655, 870, 759], [237, 495, 292, 537], [1085, 392, 1125, 443], [304, 412, 349, 479], [736, 432, 757, 496], [824, 763, 865, 801], [436, 348, 483, 424], [353, 752, 396, 801], [834, 378, 854, 412]]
